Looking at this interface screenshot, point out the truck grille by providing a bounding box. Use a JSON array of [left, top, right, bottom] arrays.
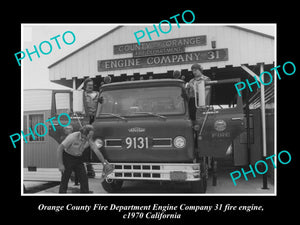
[[114, 164, 161, 178], [88, 163, 200, 181]]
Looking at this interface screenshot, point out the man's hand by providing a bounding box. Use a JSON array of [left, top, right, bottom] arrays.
[[102, 160, 114, 177], [87, 130, 94, 140], [98, 96, 104, 104], [58, 164, 65, 173]]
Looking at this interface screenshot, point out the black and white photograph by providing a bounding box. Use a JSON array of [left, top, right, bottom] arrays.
[[20, 24, 277, 196], [5, 2, 300, 221]]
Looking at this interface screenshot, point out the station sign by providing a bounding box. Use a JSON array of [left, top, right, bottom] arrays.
[[97, 48, 228, 71], [114, 35, 207, 57]]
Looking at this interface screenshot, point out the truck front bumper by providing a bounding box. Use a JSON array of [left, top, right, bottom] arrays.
[[104, 163, 201, 181]]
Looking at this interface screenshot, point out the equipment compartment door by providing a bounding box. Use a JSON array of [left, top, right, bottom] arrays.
[[196, 81, 245, 158]]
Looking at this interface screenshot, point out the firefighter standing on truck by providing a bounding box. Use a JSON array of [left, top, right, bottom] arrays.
[[82, 78, 104, 177], [83, 78, 102, 124], [186, 63, 211, 121]]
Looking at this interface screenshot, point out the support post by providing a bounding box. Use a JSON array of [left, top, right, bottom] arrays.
[[212, 158, 217, 186], [260, 63, 268, 189], [245, 85, 251, 164], [72, 77, 76, 90], [240, 64, 268, 189]]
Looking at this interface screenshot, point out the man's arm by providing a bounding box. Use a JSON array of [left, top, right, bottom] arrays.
[[185, 79, 194, 97], [84, 130, 107, 165], [88, 140, 114, 177], [88, 139, 106, 164]]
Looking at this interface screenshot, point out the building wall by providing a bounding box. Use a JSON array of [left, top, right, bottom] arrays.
[[49, 25, 274, 80], [23, 90, 70, 168], [23, 110, 60, 168]]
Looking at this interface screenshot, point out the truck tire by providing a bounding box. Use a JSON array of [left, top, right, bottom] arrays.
[[101, 179, 123, 193], [191, 177, 207, 193]]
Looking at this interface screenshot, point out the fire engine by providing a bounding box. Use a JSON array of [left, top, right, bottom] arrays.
[[49, 78, 245, 193]]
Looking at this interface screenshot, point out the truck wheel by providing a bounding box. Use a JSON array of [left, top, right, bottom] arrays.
[[101, 180, 123, 193], [191, 177, 207, 193]]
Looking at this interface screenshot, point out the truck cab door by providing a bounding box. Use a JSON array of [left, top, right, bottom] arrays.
[[195, 79, 245, 158], [49, 90, 86, 145]]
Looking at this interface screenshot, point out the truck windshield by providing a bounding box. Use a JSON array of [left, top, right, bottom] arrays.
[[97, 86, 185, 117]]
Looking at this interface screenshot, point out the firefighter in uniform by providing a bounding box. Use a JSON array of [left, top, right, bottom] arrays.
[[57, 125, 110, 193], [83, 78, 101, 124], [82, 78, 103, 177], [186, 63, 211, 121]]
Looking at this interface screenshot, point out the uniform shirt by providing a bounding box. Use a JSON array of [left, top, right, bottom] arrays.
[[84, 91, 99, 116], [187, 75, 211, 98], [61, 131, 89, 157]]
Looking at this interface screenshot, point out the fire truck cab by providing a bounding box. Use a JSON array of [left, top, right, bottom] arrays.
[[93, 78, 244, 193], [50, 78, 245, 193]]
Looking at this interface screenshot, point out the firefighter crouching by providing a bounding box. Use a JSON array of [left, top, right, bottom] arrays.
[[57, 125, 113, 193]]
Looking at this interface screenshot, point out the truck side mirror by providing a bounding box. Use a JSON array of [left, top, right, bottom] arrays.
[[73, 90, 84, 113], [193, 80, 206, 108]]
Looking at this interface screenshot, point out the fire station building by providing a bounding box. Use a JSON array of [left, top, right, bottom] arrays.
[[48, 25, 275, 167]]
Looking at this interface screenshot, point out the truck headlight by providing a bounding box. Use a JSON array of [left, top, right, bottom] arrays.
[[174, 136, 186, 148], [94, 138, 104, 148]]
